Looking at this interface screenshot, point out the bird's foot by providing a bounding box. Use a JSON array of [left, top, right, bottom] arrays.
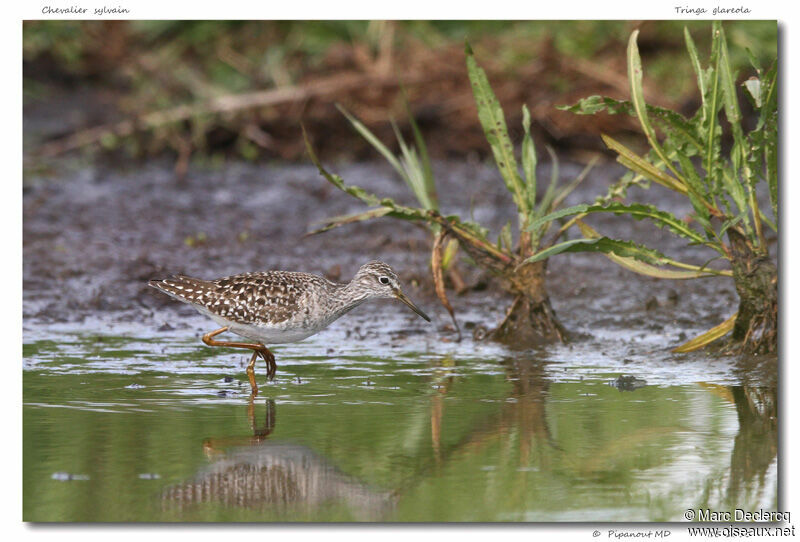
[[255, 346, 276, 381]]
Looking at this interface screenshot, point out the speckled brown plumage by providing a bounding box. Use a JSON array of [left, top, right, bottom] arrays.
[[150, 271, 332, 326]]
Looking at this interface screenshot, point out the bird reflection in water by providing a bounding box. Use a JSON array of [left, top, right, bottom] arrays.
[[162, 395, 395, 520]]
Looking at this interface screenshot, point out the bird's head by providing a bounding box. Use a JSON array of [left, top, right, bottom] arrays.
[[352, 261, 431, 322]]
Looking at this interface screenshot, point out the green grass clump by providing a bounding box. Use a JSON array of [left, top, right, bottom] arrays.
[[529, 23, 777, 353], [305, 46, 595, 346]]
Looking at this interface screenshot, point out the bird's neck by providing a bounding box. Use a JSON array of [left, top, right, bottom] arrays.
[[327, 280, 371, 318]]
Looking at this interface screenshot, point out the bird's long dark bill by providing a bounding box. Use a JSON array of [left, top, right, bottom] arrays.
[[394, 290, 431, 322]]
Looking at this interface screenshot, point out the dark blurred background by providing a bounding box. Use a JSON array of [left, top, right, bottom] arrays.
[[23, 20, 777, 174]]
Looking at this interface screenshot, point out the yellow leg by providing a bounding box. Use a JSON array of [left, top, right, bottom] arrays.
[[201, 326, 277, 396], [246, 351, 258, 395]]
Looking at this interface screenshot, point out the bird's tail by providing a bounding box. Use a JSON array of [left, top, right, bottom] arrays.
[[148, 275, 217, 306]]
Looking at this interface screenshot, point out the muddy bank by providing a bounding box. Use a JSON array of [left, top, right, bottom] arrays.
[[25, 157, 769, 359]]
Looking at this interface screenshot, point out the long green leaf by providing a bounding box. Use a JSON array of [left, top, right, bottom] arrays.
[[757, 63, 778, 221], [602, 134, 686, 194], [684, 27, 707, 113], [719, 163, 748, 214], [498, 221, 513, 252], [528, 204, 590, 229], [703, 23, 724, 202], [758, 62, 778, 129], [306, 208, 394, 236], [404, 96, 438, 210], [338, 103, 439, 215], [717, 24, 743, 139], [745, 47, 763, 76], [576, 220, 730, 278], [599, 252, 723, 279], [521, 104, 538, 211], [537, 146, 561, 215], [392, 120, 434, 210], [765, 117, 778, 221], [529, 201, 711, 250], [675, 151, 712, 227], [719, 23, 762, 243], [683, 32, 724, 205], [522, 236, 668, 266], [336, 105, 405, 180], [466, 45, 529, 220], [522, 238, 602, 264], [604, 134, 721, 219], [627, 30, 688, 188], [304, 126, 381, 207], [303, 126, 431, 223], [591, 203, 707, 245], [559, 96, 703, 152]]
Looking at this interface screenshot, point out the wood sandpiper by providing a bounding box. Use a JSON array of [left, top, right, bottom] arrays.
[[149, 261, 431, 395]]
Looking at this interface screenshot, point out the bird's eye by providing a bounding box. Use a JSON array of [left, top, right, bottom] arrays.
[[379, 276, 390, 285]]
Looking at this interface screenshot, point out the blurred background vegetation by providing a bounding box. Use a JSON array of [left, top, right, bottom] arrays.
[[23, 20, 777, 171]]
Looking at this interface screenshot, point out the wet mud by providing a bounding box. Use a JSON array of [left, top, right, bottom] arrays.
[[23, 157, 776, 385]]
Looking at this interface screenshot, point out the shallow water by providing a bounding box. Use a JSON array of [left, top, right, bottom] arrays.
[[23, 159, 778, 522], [23, 321, 777, 522]]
